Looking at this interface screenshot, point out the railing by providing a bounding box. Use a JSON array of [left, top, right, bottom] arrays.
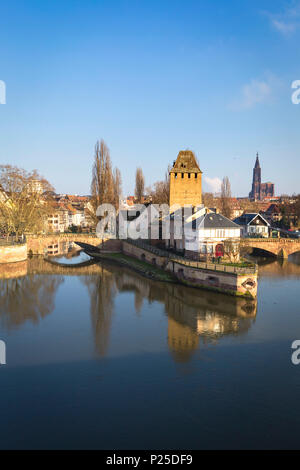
[[124, 238, 258, 274], [241, 237, 300, 244], [26, 232, 98, 238]]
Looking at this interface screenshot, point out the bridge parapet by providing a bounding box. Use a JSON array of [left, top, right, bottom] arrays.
[[240, 238, 300, 258]]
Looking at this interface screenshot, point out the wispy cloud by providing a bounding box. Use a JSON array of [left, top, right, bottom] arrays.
[[229, 74, 282, 111], [265, 2, 300, 35], [230, 78, 272, 110], [204, 176, 222, 193]]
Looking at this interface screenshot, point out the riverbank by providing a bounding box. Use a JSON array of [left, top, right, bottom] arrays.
[[77, 240, 258, 298], [81, 251, 176, 283]]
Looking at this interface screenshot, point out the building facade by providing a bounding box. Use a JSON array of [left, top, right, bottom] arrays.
[[234, 213, 270, 238], [167, 207, 241, 261]]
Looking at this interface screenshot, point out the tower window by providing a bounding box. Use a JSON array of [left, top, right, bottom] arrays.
[[181, 173, 184, 178], [195, 173, 197, 179], [175, 173, 177, 179], [188, 173, 191, 178]]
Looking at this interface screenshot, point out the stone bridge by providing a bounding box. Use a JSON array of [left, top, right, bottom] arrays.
[[240, 238, 300, 258], [26, 234, 121, 256]]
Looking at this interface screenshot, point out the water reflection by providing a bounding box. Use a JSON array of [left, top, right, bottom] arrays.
[[81, 266, 117, 357], [111, 268, 257, 362], [46, 241, 79, 257], [4, 255, 300, 362], [0, 264, 63, 329]]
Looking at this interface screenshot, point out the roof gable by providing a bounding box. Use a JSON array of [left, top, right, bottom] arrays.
[[170, 150, 202, 173], [234, 213, 270, 226]]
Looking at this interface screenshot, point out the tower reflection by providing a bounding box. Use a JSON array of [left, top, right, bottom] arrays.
[[111, 264, 257, 363]]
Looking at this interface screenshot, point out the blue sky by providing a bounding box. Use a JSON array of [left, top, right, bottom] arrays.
[[0, 0, 300, 196]]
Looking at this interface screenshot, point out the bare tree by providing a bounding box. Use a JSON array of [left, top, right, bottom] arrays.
[[149, 165, 170, 205], [224, 239, 240, 263], [0, 165, 54, 238], [135, 167, 145, 203], [202, 192, 215, 209], [89, 140, 115, 225], [220, 176, 232, 219], [113, 167, 122, 210]]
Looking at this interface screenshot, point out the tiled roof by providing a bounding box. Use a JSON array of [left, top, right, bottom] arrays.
[[170, 150, 202, 173], [191, 212, 240, 229], [234, 213, 269, 226]]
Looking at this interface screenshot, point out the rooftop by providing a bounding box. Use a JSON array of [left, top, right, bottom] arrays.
[[170, 150, 202, 173]]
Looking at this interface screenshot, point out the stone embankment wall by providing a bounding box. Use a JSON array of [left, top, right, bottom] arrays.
[[166, 259, 257, 297], [122, 241, 167, 268], [122, 241, 258, 298], [0, 243, 27, 264]]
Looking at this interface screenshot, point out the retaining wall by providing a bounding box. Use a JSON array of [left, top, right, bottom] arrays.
[[0, 243, 28, 264], [122, 240, 258, 298]]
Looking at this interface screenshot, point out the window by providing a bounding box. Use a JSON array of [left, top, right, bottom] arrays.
[[181, 173, 184, 178], [195, 173, 197, 179], [188, 173, 191, 178]]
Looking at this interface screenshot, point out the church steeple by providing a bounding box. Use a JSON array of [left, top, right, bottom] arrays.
[[255, 152, 260, 169], [249, 152, 262, 200], [249, 153, 275, 201]]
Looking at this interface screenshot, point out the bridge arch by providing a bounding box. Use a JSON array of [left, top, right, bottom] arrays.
[[250, 247, 277, 258], [240, 238, 300, 259]]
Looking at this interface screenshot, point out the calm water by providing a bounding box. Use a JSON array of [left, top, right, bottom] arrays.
[[0, 252, 300, 449]]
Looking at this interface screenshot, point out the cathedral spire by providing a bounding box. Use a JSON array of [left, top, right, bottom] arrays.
[[255, 152, 260, 168]]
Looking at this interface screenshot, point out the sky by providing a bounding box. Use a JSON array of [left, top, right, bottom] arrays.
[[0, 0, 300, 197]]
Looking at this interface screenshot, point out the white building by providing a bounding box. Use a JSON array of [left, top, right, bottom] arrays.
[[167, 207, 241, 261], [234, 213, 270, 238], [68, 208, 85, 227]]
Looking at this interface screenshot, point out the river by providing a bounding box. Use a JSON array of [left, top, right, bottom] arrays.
[[0, 252, 300, 449]]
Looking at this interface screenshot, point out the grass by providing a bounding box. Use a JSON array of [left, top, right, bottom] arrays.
[[99, 252, 176, 282], [220, 260, 255, 268]]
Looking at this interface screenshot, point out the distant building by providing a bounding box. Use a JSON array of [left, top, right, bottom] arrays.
[[249, 153, 275, 201], [48, 204, 69, 233], [169, 150, 203, 207], [28, 179, 44, 194], [263, 204, 282, 224], [234, 213, 270, 238]]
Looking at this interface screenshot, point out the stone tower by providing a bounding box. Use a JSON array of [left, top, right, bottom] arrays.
[[249, 153, 261, 200], [169, 150, 202, 207]]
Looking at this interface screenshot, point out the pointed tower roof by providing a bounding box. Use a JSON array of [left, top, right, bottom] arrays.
[[170, 150, 202, 173], [255, 152, 260, 168]]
